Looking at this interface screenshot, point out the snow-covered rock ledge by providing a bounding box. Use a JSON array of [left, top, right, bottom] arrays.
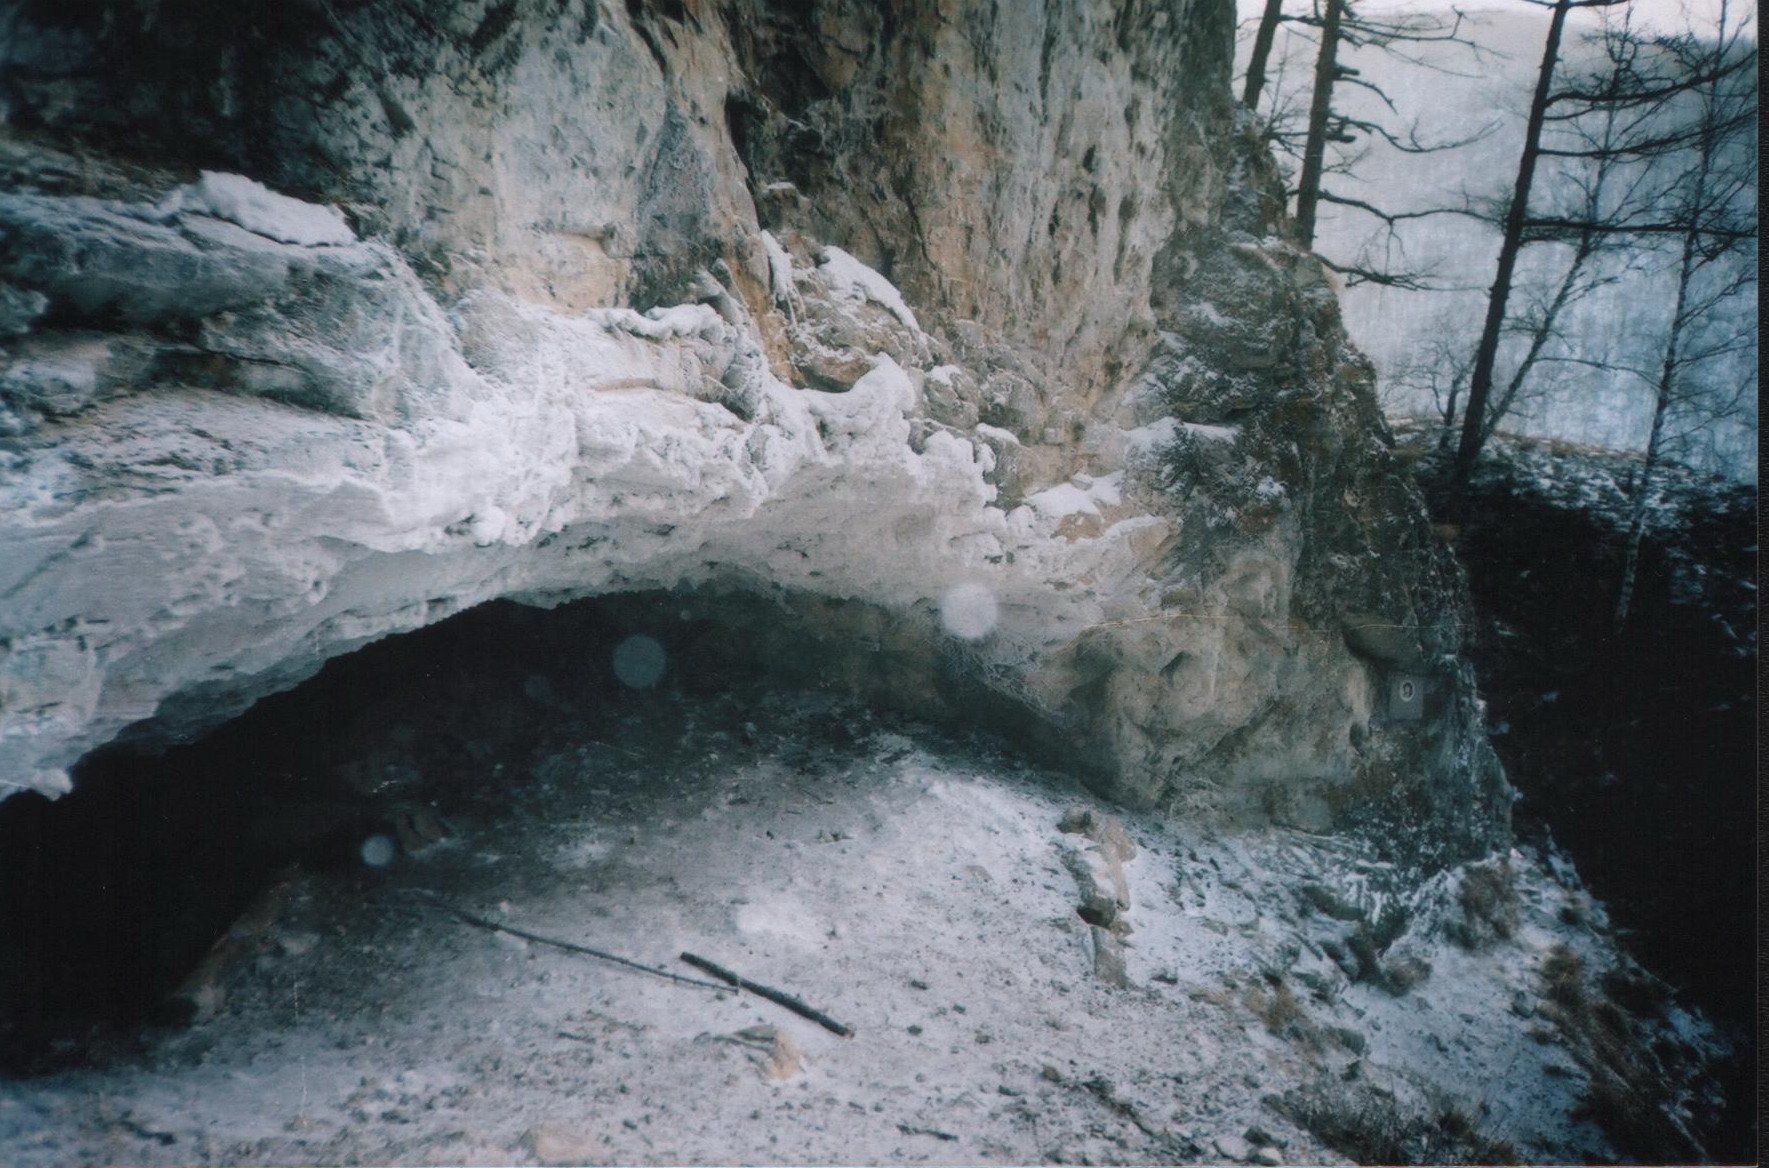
[[0, 160, 1481, 855], [0, 171, 1087, 784], [0, 0, 1504, 863]]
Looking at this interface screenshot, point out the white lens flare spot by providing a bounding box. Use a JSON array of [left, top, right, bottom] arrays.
[[359, 833, 397, 869], [939, 582, 1000, 640], [611, 634, 668, 689]]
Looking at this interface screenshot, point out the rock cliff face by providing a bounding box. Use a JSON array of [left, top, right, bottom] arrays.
[[0, 0, 1504, 860]]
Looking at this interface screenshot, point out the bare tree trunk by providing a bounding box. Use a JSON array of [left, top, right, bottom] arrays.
[[1294, 0, 1345, 248], [1616, 139, 1712, 629], [1613, 403, 1665, 630], [1243, 0, 1287, 109], [1449, 0, 1573, 501], [1437, 378, 1462, 450], [1476, 225, 1599, 451]]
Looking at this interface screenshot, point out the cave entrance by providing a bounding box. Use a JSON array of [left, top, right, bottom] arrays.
[[0, 588, 1050, 1068]]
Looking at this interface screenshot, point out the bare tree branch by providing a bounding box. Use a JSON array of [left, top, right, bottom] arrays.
[[1316, 189, 1486, 226]]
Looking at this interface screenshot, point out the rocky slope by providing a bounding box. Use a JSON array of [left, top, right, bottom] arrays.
[[0, 658, 1724, 1165], [1410, 433, 1758, 1161], [0, 0, 1502, 858]]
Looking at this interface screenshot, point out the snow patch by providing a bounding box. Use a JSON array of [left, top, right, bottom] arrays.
[[1025, 473, 1123, 521], [760, 231, 796, 306], [974, 422, 1022, 447], [168, 172, 356, 247], [939, 582, 1000, 640], [1087, 472, 1123, 508], [801, 356, 918, 441], [815, 247, 923, 336], [1027, 483, 1096, 520], [585, 304, 725, 343], [1124, 417, 1179, 454], [732, 894, 827, 951], [1180, 421, 1240, 444]]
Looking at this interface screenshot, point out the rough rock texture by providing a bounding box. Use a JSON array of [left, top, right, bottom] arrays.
[[0, 0, 1504, 860]]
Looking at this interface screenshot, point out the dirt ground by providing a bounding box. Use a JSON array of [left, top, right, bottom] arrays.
[[0, 676, 1706, 1165]]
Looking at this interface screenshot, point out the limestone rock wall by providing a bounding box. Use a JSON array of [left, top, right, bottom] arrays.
[[0, 0, 1506, 861]]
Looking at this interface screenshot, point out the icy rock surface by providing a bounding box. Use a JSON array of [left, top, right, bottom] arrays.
[[0, 0, 1501, 859]]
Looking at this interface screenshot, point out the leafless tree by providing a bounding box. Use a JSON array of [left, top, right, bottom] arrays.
[[1608, 0, 1758, 626], [1455, 83, 1647, 454], [1238, 0, 1493, 288], [1448, 0, 1757, 498]]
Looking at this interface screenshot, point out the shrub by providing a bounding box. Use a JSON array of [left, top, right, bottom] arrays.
[[1450, 861, 1519, 949]]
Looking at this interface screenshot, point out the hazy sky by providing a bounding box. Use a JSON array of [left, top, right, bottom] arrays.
[[1234, 0, 1750, 36]]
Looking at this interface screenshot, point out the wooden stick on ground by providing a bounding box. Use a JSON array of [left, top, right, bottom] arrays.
[[679, 951, 856, 1037], [410, 891, 727, 990]]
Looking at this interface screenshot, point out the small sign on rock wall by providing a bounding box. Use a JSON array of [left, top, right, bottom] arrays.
[[1387, 672, 1425, 721]]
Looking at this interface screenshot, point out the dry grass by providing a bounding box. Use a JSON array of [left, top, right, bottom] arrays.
[[1244, 976, 1323, 1052], [1536, 944, 1709, 1162], [1380, 953, 1432, 994], [1449, 861, 1519, 950], [1540, 943, 1586, 1009], [1274, 1081, 1519, 1165], [1241, 974, 1368, 1058], [1344, 903, 1431, 996]]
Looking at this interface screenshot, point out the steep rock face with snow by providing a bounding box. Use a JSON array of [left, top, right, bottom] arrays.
[[0, 0, 1504, 859]]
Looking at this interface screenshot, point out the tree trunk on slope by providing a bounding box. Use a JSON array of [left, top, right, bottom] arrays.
[[1243, 0, 1287, 109], [1616, 147, 1713, 630], [1449, 0, 1574, 503], [1293, 0, 1345, 248]]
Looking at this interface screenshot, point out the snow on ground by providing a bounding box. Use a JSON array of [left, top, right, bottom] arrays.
[[1178, 423, 1239, 445], [0, 695, 1652, 1165]]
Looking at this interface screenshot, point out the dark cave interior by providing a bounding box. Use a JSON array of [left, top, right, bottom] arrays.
[[0, 586, 1047, 1070]]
